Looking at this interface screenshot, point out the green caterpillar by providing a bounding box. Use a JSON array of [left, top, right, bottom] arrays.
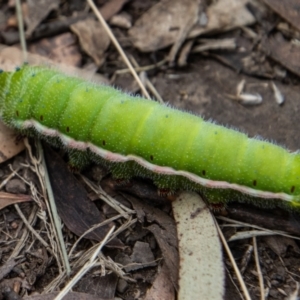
[[0, 65, 300, 210]]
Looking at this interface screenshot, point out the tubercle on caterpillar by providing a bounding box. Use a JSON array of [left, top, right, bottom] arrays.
[[0, 65, 300, 211]]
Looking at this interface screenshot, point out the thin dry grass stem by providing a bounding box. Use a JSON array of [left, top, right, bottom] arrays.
[[253, 237, 265, 300], [228, 230, 277, 242], [20, 137, 138, 292], [44, 217, 137, 292], [240, 245, 253, 275], [23, 139, 44, 190], [214, 216, 251, 300], [15, 0, 27, 62], [71, 243, 106, 271], [83, 258, 134, 282], [6, 163, 62, 270], [108, 217, 137, 242], [113, 58, 168, 76], [0, 166, 21, 190], [278, 256, 300, 281], [0, 229, 14, 240], [86, 0, 150, 99], [68, 218, 137, 271], [44, 272, 66, 293], [129, 55, 164, 104], [54, 226, 115, 300], [37, 141, 71, 275], [226, 267, 245, 300], [288, 281, 300, 300], [68, 213, 134, 257], [143, 73, 164, 103], [22, 139, 65, 272], [81, 175, 135, 217], [274, 254, 300, 298], [217, 216, 300, 241], [8, 206, 38, 260], [99, 254, 130, 278], [8, 163, 44, 212], [14, 203, 53, 253]]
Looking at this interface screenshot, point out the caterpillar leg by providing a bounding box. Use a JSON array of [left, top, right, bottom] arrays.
[[68, 149, 91, 170]]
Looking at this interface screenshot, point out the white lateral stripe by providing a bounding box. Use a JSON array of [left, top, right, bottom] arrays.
[[22, 120, 294, 203]]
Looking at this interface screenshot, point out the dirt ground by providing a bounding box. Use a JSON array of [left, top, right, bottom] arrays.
[[1, 0, 300, 299]]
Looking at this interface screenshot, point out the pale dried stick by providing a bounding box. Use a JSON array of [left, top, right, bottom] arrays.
[[214, 217, 251, 300], [0, 167, 21, 190], [114, 58, 168, 76], [228, 230, 276, 242], [8, 206, 38, 260], [87, 0, 150, 99], [23, 138, 67, 273], [15, 0, 27, 62], [14, 204, 55, 255], [68, 214, 127, 257], [253, 236, 265, 300], [107, 217, 137, 242], [38, 141, 71, 275], [217, 216, 300, 241], [81, 175, 135, 217], [54, 226, 115, 300], [129, 55, 164, 104]]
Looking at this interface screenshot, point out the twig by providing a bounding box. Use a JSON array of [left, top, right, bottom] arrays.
[[253, 236, 265, 300], [129, 56, 164, 104], [87, 0, 150, 99], [54, 226, 115, 300], [113, 58, 168, 76], [15, 0, 27, 62], [14, 204, 55, 256], [38, 141, 71, 275], [8, 205, 38, 260], [214, 217, 251, 300]]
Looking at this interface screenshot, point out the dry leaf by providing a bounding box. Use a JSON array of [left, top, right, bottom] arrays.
[[25, 0, 60, 36], [129, 0, 256, 53], [71, 19, 110, 67], [144, 263, 175, 300], [0, 121, 25, 164], [0, 192, 31, 210]]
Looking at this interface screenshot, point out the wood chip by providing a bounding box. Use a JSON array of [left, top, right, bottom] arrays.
[[262, 0, 300, 32], [261, 33, 300, 78], [172, 192, 224, 300], [25, 0, 60, 36]]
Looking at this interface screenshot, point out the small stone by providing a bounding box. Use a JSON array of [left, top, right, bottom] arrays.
[[115, 253, 134, 272], [10, 221, 19, 229], [117, 279, 128, 293], [12, 155, 26, 170], [269, 289, 279, 298], [115, 242, 157, 272], [270, 280, 279, 287], [110, 12, 132, 29], [264, 259, 271, 264], [131, 241, 157, 269], [148, 235, 157, 250], [5, 178, 27, 194], [273, 266, 286, 282]]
